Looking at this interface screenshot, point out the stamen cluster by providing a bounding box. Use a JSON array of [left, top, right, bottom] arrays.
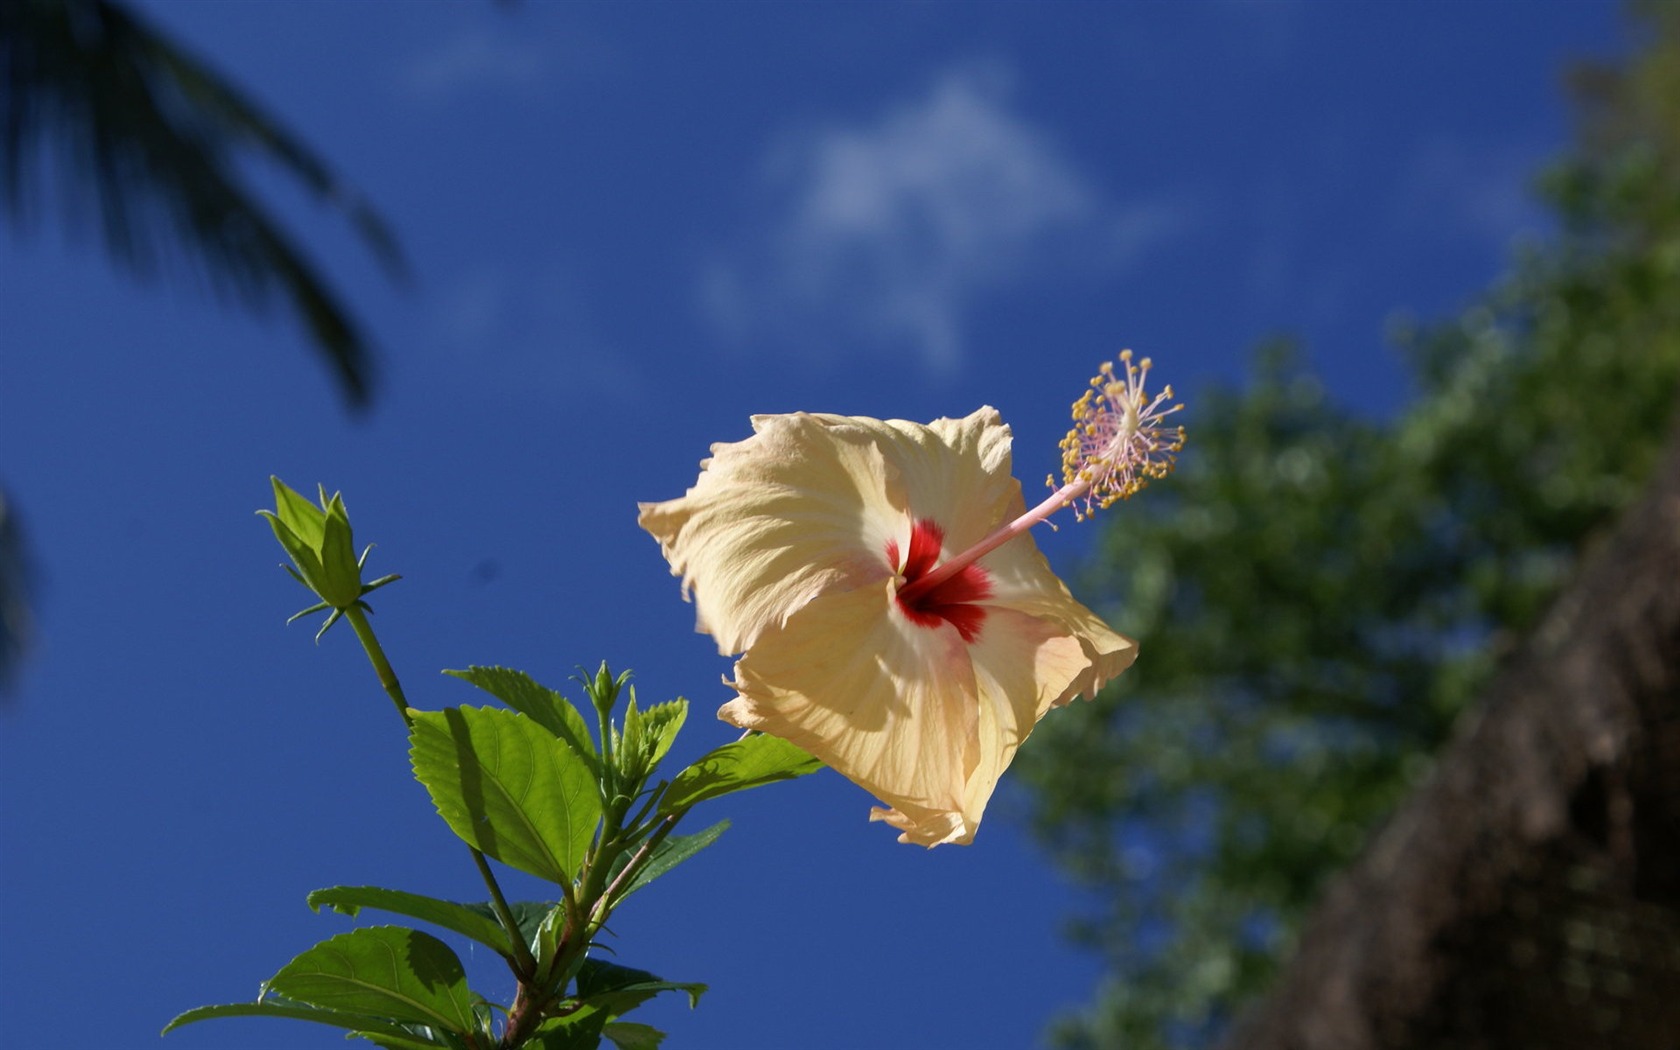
[[1053, 350, 1185, 520]]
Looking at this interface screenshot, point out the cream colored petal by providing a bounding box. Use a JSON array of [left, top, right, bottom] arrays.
[[856, 407, 1021, 553], [963, 606, 1115, 806], [791, 407, 1023, 598], [721, 579, 988, 846], [870, 605, 1105, 845], [638, 413, 907, 654], [722, 571, 1123, 846], [988, 593, 1135, 707], [639, 407, 1025, 655], [968, 502, 1137, 706]]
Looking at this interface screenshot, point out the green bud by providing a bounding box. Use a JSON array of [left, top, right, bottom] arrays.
[[578, 661, 637, 722], [258, 477, 399, 639]]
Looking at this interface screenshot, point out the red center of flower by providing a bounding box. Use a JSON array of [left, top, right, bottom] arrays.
[[886, 519, 991, 643]]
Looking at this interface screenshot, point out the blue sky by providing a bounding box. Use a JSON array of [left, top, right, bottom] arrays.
[[0, 2, 1625, 1047]]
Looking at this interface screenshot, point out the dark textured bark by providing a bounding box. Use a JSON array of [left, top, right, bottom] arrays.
[[1222, 419, 1680, 1050]]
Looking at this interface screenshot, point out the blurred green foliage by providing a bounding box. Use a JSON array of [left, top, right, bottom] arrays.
[[1019, 5, 1680, 1047]]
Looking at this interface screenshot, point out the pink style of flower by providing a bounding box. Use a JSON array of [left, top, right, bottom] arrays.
[[639, 355, 1183, 846]]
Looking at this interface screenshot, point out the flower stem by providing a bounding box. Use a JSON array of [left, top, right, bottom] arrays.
[[344, 604, 412, 727], [593, 698, 617, 803], [341, 603, 539, 980], [897, 478, 1090, 605]]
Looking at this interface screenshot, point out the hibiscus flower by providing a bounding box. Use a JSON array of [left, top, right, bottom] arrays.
[[639, 352, 1183, 846]]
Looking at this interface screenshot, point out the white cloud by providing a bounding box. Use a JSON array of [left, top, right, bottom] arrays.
[[703, 66, 1182, 371]]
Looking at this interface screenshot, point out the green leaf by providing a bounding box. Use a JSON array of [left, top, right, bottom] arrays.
[[576, 959, 705, 1015], [306, 886, 554, 959], [619, 698, 646, 779], [639, 702, 687, 769], [410, 705, 602, 884], [446, 667, 601, 777], [614, 820, 729, 903], [484, 900, 560, 953], [617, 697, 649, 791], [523, 964, 700, 1050], [620, 700, 687, 788], [265, 926, 478, 1034], [529, 905, 567, 972], [603, 1021, 666, 1050], [352, 1030, 461, 1050], [660, 734, 822, 814], [163, 999, 419, 1039], [529, 1008, 609, 1050]]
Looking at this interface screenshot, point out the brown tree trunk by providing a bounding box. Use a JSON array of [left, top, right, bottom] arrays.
[[1222, 424, 1680, 1050]]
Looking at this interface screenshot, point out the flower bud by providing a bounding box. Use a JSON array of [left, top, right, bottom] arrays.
[[259, 477, 398, 638]]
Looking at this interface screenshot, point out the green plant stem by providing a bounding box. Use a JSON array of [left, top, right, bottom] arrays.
[[470, 849, 540, 979], [501, 985, 540, 1050], [593, 696, 617, 802], [342, 603, 539, 979], [596, 812, 682, 920], [344, 604, 411, 726], [622, 789, 662, 836]]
